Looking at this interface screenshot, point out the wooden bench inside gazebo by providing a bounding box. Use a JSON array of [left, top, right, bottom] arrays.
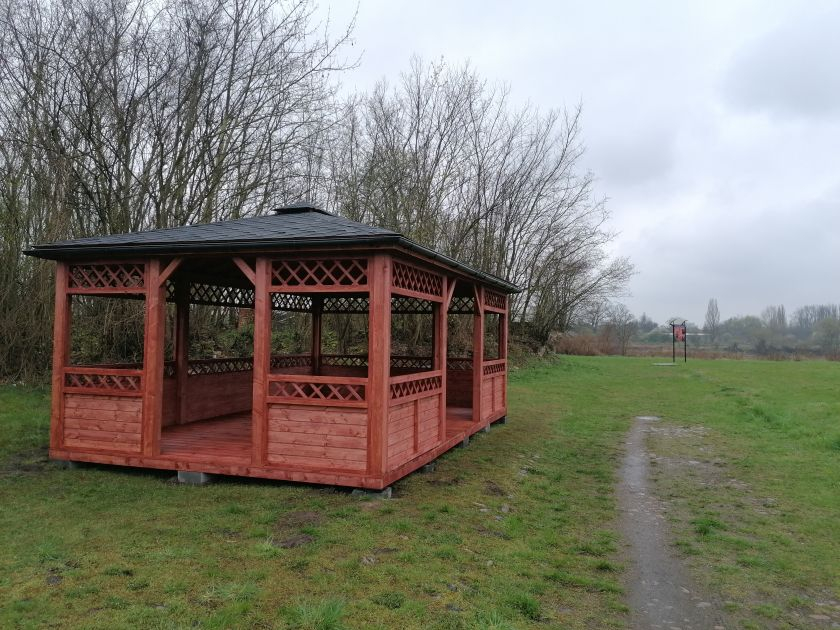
[[26, 205, 518, 489]]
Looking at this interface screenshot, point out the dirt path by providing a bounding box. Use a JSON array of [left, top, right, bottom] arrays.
[[618, 415, 726, 630]]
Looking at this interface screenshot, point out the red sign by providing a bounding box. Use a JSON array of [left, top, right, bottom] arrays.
[[674, 325, 686, 342]]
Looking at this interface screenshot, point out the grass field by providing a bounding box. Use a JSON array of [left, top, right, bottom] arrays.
[[1, 357, 838, 629]]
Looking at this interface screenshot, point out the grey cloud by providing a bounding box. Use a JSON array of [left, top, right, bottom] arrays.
[[723, 6, 840, 118]]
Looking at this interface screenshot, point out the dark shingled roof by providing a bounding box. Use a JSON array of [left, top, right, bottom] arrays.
[[25, 205, 520, 293]]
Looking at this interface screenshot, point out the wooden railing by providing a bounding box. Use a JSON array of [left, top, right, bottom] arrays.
[[63, 366, 143, 396], [482, 358, 506, 376], [266, 374, 367, 408], [389, 370, 443, 403], [446, 357, 473, 371]]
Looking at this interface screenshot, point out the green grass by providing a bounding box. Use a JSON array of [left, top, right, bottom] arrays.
[[1, 357, 838, 628]]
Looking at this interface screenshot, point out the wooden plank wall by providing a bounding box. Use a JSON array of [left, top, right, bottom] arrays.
[[387, 392, 441, 469], [63, 393, 143, 453], [266, 404, 368, 471], [446, 368, 472, 407]]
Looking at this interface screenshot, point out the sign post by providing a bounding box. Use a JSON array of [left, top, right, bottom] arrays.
[[671, 321, 687, 363]]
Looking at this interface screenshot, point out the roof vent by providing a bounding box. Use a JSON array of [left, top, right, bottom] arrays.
[[271, 202, 331, 215]]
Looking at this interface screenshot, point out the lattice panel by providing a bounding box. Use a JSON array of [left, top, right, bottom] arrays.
[[64, 372, 141, 392], [321, 355, 368, 367], [392, 261, 443, 297], [323, 296, 369, 313], [271, 259, 368, 288], [483, 362, 506, 376], [390, 375, 442, 400], [269, 380, 366, 402], [448, 295, 475, 314], [68, 263, 145, 290], [163, 363, 176, 378], [271, 355, 312, 369], [188, 357, 253, 375], [391, 356, 433, 370], [447, 358, 473, 371], [272, 293, 313, 312], [190, 283, 254, 308], [484, 291, 506, 310], [392, 296, 433, 314]]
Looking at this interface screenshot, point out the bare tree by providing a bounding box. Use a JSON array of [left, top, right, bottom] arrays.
[[0, 0, 353, 378], [608, 303, 636, 356], [704, 298, 720, 346], [328, 58, 633, 344]]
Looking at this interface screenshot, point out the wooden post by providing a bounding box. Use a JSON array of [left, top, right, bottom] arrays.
[[50, 261, 71, 452], [311, 295, 323, 376], [142, 259, 165, 456], [472, 285, 485, 424], [251, 257, 271, 466], [435, 277, 448, 441], [174, 277, 190, 424], [367, 254, 391, 479]]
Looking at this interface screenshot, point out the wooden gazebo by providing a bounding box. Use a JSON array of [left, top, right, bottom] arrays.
[[26, 205, 518, 489]]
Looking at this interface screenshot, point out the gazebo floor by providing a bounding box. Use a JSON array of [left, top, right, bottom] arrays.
[[159, 407, 480, 464], [161, 412, 252, 462]]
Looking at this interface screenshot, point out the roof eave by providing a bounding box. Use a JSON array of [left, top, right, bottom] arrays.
[[24, 234, 521, 294]]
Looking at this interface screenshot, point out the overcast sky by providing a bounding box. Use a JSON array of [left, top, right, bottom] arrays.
[[320, 1, 840, 325]]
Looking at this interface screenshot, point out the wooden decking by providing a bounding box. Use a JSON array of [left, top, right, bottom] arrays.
[[160, 413, 251, 462], [159, 408, 479, 463], [446, 406, 475, 438]]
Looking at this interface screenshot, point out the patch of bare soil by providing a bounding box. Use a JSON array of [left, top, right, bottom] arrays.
[[0, 446, 50, 476], [272, 510, 324, 548]]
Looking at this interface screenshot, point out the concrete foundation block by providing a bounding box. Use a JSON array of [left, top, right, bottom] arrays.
[[461, 435, 470, 448], [352, 486, 393, 500], [55, 459, 81, 469], [421, 462, 437, 473], [481, 425, 491, 433], [177, 470, 214, 485]]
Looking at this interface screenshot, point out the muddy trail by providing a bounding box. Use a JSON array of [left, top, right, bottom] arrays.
[[617, 415, 727, 630]]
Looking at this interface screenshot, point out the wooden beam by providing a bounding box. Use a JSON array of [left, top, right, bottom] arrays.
[[142, 259, 165, 456], [472, 284, 485, 424], [444, 277, 457, 311], [174, 277, 190, 424], [251, 257, 271, 466], [50, 262, 71, 452], [232, 257, 256, 285], [367, 254, 391, 479], [158, 257, 183, 286]]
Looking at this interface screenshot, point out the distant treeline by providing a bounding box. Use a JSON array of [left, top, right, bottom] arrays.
[[552, 301, 840, 359]]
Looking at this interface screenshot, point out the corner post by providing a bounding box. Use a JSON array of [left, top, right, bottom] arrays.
[[472, 285, 485, 424], [50, 261, 71, 452], [174, 277, 189, 424], [142, 259, 165, 456], [252, 257, 271, 467], [367, 254, 391, 480]]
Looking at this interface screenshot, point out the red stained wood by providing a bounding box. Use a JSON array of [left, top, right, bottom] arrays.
[[366, 254, 391, 477], [142, 259, 164, 456], [161, 413, 251, 460], [49, 249, 511, 489], [251, 257, 271, 465], [232, 257, 256, 285], [473, 284, 485, 424]]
